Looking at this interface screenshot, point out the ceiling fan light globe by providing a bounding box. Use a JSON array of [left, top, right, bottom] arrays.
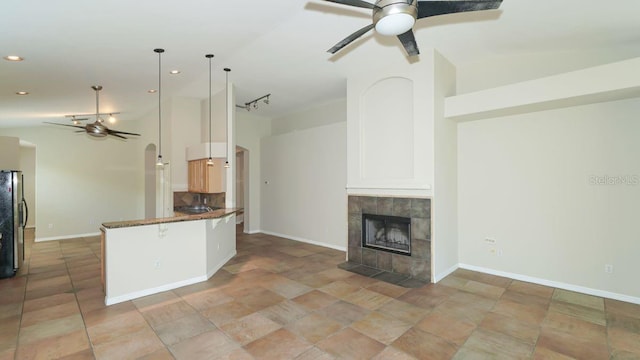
[[87, 131, 108, 138], [86, 122, 108, 137], [375, 13, 415, 35]]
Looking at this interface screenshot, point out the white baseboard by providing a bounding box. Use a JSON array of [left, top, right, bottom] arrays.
[[459, 263, 640, 305], [105, 251, 238, 306], [245, 229, 262, 235], [433, 263, 459, 283], [105, 275, 208, 306], [260, 230, 347, 252], [207, 251, 237, 278], [36, 232, 101, 242]]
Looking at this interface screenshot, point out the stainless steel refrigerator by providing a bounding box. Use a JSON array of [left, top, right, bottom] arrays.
[[0, 170, 28, 278]]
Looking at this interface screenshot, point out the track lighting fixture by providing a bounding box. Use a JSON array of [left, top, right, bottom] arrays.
[[236, 93, 270, 112], [65, 111, 120, 125]]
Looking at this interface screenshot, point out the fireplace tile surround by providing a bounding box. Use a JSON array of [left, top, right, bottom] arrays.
[[347, 196, 431, 282]]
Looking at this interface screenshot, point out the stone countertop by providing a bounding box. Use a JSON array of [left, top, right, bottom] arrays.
[[101, 208, 241, 229]]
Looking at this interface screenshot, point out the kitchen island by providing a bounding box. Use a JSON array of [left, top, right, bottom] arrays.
[[101, 208, 240, 305]]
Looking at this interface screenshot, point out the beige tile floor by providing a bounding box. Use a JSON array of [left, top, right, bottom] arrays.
[[1, 227, 639, 359]]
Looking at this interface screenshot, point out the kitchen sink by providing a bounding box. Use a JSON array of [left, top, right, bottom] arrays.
[[174, 205, 220, 214]]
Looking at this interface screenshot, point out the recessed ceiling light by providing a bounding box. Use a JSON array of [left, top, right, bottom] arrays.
[[148, 89, 157, 93], [4, 55, 24, 61], [16, 91, 29, 95], [169, 70, 181, 75]]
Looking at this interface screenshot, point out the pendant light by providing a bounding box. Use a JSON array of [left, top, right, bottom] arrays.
[[206, 54, 215, 166], [154, 48, 165, 168], [224, 68, 231, 168]]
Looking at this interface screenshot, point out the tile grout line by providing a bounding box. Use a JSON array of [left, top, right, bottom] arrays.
[[68, 236, 101, 358], [13, 228, 36, 359]]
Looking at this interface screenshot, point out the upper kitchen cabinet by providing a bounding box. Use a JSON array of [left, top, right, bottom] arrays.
[[188, 158, 226, 193]]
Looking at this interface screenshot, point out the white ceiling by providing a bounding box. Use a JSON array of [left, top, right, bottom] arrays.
[[1, 0, 639, 128]]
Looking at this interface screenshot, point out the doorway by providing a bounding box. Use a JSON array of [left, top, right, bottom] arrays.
[[236, 146, 249, 233]]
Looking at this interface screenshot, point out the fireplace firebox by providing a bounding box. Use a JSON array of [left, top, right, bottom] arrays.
[[362, 214, 411, 255]]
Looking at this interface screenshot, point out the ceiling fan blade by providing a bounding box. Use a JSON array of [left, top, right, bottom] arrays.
[[45, 122, 87, 130], [108, 132, 128, 140], [328, 24, 375, 54], [397, 29, 420, 56], [109, 129, 141, 136], [417, 0, 502, 19], [323, 0, 377, 9]]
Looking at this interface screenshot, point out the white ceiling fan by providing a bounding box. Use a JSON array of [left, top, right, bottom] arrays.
[[45, 86, 141, 140], [323, 0, 503, 56]]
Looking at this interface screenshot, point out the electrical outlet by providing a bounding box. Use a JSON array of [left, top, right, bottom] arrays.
[[484, 237, 496, 244], [605, 264, 614, 274], [154, 259, 161, 269], [48, 223, 53, 229]]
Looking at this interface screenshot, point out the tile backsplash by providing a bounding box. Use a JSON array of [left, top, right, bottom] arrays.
[[173, 192, 225, 208]]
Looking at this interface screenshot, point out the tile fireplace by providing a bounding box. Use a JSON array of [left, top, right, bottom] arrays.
[[347, 196, 431, 282]]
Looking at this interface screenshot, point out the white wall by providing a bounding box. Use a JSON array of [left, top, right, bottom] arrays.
[[20, 144, 36, 228], [169, 97, 201, 191], [261, 106, 347, 250], [271, 99, 346, 135], [432, 52, 458, 281], [236, 111, 271, 234], [0, 136, 20, 170], [458, 97, 640, 301], [1, 122, 147, 241], [346, 50, 435, 197], [200, 89, 227, 143], [457, 49, 640, 95]]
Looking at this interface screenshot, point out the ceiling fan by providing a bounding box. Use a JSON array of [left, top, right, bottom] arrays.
[[45, 85, 141, 140], [324, 0, 503, 56]]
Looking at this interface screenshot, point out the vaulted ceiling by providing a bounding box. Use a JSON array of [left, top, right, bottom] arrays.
[[1, 0, 639, 128]]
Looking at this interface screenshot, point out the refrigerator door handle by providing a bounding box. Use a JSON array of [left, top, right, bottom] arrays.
[[22, 198, 28, 229]]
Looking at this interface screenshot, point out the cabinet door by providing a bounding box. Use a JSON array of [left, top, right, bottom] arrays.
[[188, 160, 203, 193], [204, 158, 225, 193], [188, 159, 225, 193], [188, 160, 197, 192]]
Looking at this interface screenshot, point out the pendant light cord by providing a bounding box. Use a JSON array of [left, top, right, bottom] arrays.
[[209, 57, 211, 152], [154, 48, 165, 161], [224, 68, 231, 168], [206, 54, 214, 165], [158, 52, 161, 156]]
